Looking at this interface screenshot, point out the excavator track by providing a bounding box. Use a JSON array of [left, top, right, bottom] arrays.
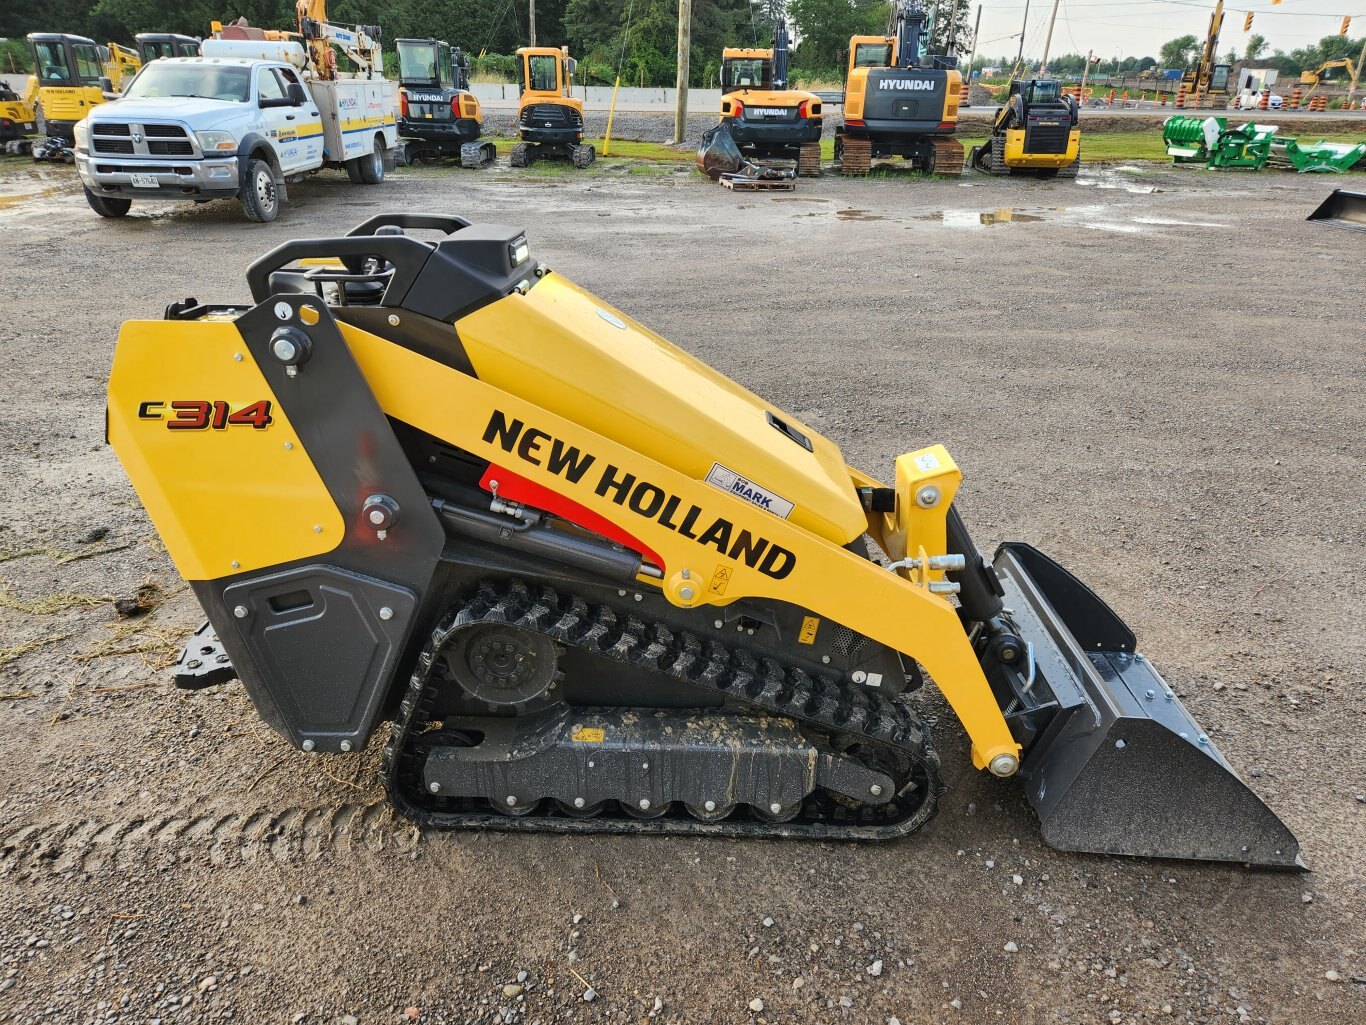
[[929, 138, 965, 176], [797, 142, 822, 177], [838, 136, 872, 176], [380, 580, 942, 839]]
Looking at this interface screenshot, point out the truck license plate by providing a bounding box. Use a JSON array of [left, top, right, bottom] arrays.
[[130, 174, 159, 188]]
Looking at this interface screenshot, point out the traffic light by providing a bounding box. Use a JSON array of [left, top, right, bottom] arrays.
[[1341, 16, 1351, 35], [1244, 13, 1253, 31]]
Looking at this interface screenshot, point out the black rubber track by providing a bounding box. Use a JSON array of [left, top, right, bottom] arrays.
[[380, 579, 944, 839]]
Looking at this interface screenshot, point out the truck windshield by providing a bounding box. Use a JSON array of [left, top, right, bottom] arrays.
[[124, 62, 251, 102], [398, 42, 439, 84]]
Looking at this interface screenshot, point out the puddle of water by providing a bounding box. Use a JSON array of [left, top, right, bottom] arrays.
[[1082, 222, 1142, 233], [1131, 216, 1228, 228], [918, 207, 1050, 227], [836, 208, 885, 221]]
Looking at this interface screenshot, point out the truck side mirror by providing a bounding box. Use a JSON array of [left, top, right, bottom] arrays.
[[100, 76, 116, 97], [287, 82, 307, 106]]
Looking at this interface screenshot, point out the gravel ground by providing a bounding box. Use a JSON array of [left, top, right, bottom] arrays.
[[0, 158, 1363, 1025]]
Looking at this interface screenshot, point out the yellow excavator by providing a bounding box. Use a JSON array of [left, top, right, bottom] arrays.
[[511, 46, 593, 168], [27, 33, 140, 161], [1300, 57, 1356, 101], [837, 0, 964, 176], [105, 213, 1301, 869], [718, 22, 822, 176]]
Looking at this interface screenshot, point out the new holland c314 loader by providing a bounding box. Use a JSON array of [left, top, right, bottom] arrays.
[[106, 214, 1300, 867]]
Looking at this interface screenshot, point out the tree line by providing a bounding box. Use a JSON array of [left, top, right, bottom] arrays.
[[1, 2, 1355, 88]]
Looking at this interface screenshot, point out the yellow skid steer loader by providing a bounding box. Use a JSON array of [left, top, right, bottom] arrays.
[[106, 215, 1300, 866]]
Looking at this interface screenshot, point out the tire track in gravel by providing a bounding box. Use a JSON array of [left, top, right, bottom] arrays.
[[0, 800, 421, 875]]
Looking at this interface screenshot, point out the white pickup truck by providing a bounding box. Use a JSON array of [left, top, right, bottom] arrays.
[[74, 40, 397, 221]]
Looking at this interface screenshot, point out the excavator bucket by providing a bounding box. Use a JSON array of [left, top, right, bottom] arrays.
[[1306, 188, 1366, 228], [990, 544, 1302, 868]]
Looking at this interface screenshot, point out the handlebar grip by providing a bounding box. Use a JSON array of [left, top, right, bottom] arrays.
[[245, 236, 434, 304]]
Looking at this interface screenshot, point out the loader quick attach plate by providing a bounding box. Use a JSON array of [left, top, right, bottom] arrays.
[[992, 543, 1303, 869]]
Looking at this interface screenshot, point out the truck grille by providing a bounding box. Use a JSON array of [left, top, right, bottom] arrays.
[[90, 122, 194, 157]]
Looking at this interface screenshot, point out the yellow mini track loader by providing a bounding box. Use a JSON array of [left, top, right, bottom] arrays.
[[106, 215, 1301, 867], [971, 79, 1081, 178]]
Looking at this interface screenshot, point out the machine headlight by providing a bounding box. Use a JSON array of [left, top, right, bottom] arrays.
[[73, 120, 90, 151], [509, 236, 530, 266], [195, 130, 238, 153]]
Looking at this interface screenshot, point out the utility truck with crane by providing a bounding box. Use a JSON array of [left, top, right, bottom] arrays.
[[74, 3, 397, 222]]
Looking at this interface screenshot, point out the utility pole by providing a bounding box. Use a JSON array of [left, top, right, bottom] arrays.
[[1014, 0, 1031, 78], [674, 0, 690, 144], [963, 3, 982, 78], [1349, 35, 1366, 108], [529, 0, 536, 47], [1078, 48, 1094, 103], [947, 0, 964, 56], [1039, 0, 1062, 76]]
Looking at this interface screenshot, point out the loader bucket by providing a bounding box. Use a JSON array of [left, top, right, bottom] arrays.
[[992, 543, 1303, 869], [1306, 188, 1366, 229]]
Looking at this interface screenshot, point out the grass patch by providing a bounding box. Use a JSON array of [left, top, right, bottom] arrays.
[[0, 634, 67, 666], [0, 588, 111, 615]]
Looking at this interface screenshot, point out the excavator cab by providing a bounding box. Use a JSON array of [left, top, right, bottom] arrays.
[[510, 46, 593, 169], [135, 34, 202, 63], [27, 33, 137, 159], [722, 50, 771, 92]]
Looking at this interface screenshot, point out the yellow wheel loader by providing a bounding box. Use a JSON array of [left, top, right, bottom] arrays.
[[510, 46, 593, 169], [971, 79, 1081, 178], [106, 215, 1301, 866]]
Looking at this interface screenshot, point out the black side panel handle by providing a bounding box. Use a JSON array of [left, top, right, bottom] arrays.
[[765, 411, 814, 452]]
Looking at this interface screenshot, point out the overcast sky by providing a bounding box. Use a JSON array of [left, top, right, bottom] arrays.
[[960, 0, 1365, 62]]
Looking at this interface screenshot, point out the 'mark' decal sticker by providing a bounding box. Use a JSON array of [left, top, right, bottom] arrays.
[[705, 464, 794, 520]]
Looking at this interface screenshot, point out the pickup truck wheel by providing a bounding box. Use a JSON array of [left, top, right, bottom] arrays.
[[240, 158, 279, 223], [357, 138, 385, 184], [84, 187, 131, 218]]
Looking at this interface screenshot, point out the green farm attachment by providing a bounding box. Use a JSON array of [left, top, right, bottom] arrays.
[[1269, 137, 1366, 173], [1307, 189, 1366, 229], [1162, 115, 1217, 163], [1162, 114, 1365, 173]]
